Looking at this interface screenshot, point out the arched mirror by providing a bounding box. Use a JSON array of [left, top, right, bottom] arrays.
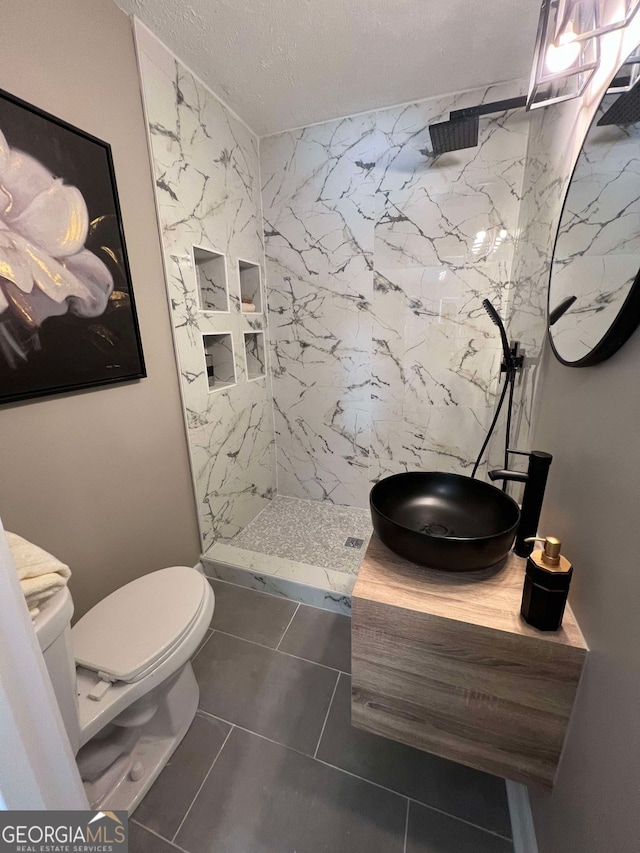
[[548, 45, 640, 367]]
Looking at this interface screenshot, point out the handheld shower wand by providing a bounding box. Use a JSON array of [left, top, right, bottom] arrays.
[[481, 298, 512, 373], [471, 299, 519, 480]]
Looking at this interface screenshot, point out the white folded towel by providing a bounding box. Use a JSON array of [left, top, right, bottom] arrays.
[[241, 302, 257, 313], [7, 532, 71, 620]]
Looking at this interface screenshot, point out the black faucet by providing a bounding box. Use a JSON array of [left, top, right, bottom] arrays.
[[489, 450, 553, 558]]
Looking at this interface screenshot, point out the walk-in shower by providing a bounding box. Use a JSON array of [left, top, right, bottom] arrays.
[[136, 26, 530, 613]]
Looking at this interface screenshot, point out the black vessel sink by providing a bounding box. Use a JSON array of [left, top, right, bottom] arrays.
[[370, 472, 520, 571]]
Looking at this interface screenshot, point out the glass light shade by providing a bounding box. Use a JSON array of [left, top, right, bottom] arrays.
[[556, 0, 640, 41], [545, 27, 583, 72], [527, 0, 600, 108]]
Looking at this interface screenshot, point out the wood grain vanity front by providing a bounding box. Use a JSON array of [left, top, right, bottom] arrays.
[[351, 535, 587, 787]]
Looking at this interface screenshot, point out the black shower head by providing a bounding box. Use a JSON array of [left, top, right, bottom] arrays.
[[482, 298, 512, 371], [597, 80, 640, 126], [429, 116, 479, 155], [428, 96, 527, 155]]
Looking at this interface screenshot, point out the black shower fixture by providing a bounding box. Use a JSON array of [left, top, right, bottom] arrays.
[[549, 294, 577, 325], [481, 298, 512, 372], [429, 96, 527, 155], [598, 79, 640, 126], [471, 298, 524, 485], [428, 115, 479, 154]]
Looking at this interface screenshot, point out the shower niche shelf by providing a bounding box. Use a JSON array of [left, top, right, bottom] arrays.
[[193, 246, 229, 312], [244, 331, 266, 380], [203, 333, 236, 391], [238, 259, 262, 314]]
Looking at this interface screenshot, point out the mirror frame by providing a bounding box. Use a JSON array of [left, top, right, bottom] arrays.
[[547, 79, 640, 367]]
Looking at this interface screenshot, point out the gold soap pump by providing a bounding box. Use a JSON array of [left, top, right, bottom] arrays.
[[520, 536, 573, 631]]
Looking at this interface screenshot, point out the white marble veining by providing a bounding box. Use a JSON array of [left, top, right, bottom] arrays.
[[375, 90, 528, 269], [261, 83, 529, 504], [194, 247, 229, 312], [549, 93, 640, 362], [506, 87, 602, 449], [262, 114, 376, 507], [137, 27, 276, 549], [243, 331, 266, 380], [201, 550, 353, 614]]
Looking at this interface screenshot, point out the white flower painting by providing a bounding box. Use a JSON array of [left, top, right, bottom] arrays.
[[0, 90, 145, 404], [0, 128, 114, 365]]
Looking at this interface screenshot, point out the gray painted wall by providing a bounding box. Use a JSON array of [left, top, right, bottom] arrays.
[[530, 336, 640, 853], [0, 0, 200, 618], [512, 24, 640, 853]]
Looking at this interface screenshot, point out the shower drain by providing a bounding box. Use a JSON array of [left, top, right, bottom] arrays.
[[344, 537, 364, 549]]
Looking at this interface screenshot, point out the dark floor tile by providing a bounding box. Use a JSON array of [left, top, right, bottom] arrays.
[[316, 674, 512, 838], [193, 631, 338, 755], [406, 803, 513, 853], [209, 579, 298, 647], [278, 604, 351, 672], [193, 629, 212, 659], [176, 727, 407, 853], [134, 712, 231, 839], [130, 821, 180, 853]]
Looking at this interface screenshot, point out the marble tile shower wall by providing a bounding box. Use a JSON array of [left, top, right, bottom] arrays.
[[507, 98, 593, 450], [261, 84, 530, 508], [137, 29, 276, 550]]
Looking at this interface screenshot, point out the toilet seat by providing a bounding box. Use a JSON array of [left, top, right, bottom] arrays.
[[72, 567, 208, 684]]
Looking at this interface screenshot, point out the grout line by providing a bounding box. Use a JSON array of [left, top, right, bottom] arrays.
[[171, 725, 234, 843], [403, 799, 410, 853], [196, 709, 327, 761], [313, 672, 341, 759], [192, 708, 511, 842], [404, 796, 514, 843], [195, 708, 408, 800], [314, 754, 514, 842], [312, 755, 418, 802], [211, 628, 349, 674], [276, 602, 300, 650], [132, 820, 189, 853], [191, 629, 213, 662]]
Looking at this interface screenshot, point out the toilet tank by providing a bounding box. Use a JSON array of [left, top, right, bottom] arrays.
[[34, 588, 81, 754]]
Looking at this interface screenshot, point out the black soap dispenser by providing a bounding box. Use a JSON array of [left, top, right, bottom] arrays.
[[520, 536, 573, 631]]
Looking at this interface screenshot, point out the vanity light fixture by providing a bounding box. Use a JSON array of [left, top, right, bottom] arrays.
[[545, 23, 582, 73], [556, 0, 640, 40], [528, 0, 600, 108], [528, 0, 640, 108], [431, 0, 640, 152]]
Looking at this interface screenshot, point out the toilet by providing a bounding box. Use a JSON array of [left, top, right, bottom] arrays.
[[34, 565, 214, 811]]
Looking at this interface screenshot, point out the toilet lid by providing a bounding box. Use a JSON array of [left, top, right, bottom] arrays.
[[72, 566, 207, 683]]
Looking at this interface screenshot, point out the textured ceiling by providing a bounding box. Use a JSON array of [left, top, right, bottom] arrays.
[[116, 0, 541, 135]]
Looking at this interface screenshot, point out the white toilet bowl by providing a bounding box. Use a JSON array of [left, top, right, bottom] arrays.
[[35, 566, 214, 812]]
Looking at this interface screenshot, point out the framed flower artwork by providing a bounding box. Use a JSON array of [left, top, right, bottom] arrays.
[[0, 88, 146, 404]]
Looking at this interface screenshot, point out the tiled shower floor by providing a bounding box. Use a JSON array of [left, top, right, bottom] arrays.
[[203, 497, 373, 609], [233, 496, 372, 572], [131, 579, 513, 853]]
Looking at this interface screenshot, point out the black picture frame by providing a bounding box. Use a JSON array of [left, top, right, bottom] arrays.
[[0, 88, 146, 404]]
